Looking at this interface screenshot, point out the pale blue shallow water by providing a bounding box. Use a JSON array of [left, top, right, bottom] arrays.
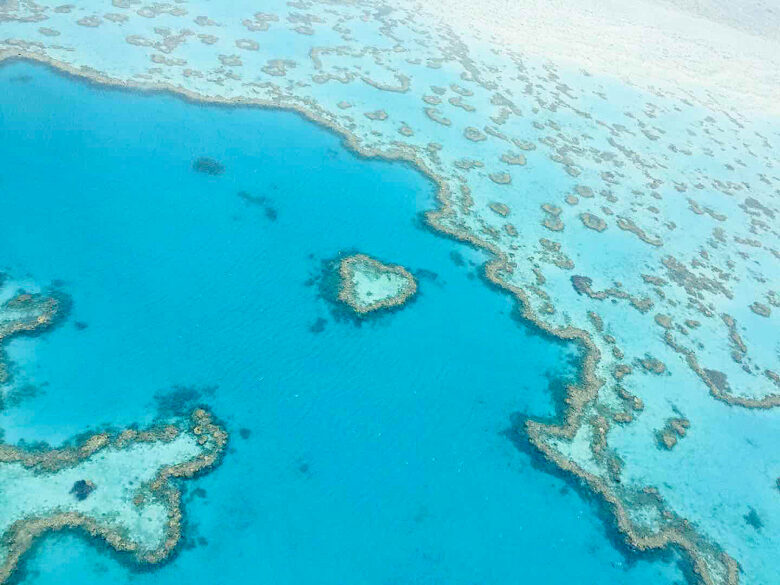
[[0, 62, 685, 584]]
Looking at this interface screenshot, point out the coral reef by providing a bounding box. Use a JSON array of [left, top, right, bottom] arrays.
[[337, 253, 417, 315]]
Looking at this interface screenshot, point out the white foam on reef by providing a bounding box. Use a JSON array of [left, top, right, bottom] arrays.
[[1, 1, 779, 583]]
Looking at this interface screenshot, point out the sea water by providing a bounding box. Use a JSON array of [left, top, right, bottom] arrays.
[[0, 62, 685, 584]]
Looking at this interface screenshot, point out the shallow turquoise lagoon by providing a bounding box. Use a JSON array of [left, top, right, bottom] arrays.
[[0, 62, 685, 584]]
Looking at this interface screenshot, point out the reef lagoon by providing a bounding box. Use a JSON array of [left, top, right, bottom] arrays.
[[0, 61, 686, 584]]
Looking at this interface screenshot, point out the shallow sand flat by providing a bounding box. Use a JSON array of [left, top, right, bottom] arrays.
[[0, 438, 195, 549], [419, 0, 780, 115]]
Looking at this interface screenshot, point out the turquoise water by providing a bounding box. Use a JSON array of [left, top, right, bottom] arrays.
[[0, 62, 685, 584]]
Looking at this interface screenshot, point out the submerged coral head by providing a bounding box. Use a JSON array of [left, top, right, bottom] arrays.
[[70, 479, 96, 501], [192, 157, 225, 176]]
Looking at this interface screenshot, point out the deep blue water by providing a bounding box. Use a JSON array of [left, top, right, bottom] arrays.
[[0, 62, 684, 584]]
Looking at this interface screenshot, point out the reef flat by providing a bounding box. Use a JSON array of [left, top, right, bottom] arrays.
[[0, 279, 226, 583], [0, 1, 779, 584], [0, 408, 226, 583], [0, 284, 63, 389], [337, 254, 416, 314]]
